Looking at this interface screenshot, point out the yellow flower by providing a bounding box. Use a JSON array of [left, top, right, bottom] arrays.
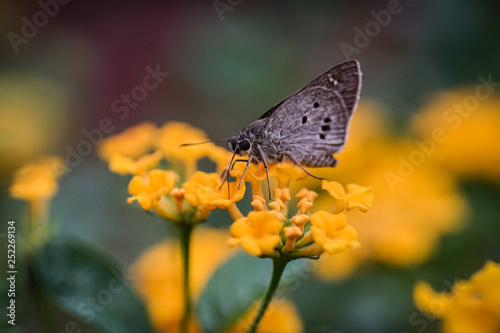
[[131, 228, 233, 332], [411, 88, 500, 182], [414, 261, 500, 333], [127, 169, 176, 210], [270, 163, 308, 189], [9, 156, 66, 202], [156, 122, 226, 178], [183, 171, 246, 220], [9, 156, 66, 222], [322, 180, 373, 214], [229, 299, 304, 333], [98, 122, 157, 160], [228, 211, 283, 257], [108, 151, 163, 175], [309, 211, 360, 255]]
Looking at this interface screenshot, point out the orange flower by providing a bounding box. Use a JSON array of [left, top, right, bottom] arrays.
[[322, 180, 373, 214], [228, 211, 283, 257], [414, 261, 500, 333], [229, 299, 304, 333], [108, 151, 163, 175], [9, 156, 66, 202], [308, 211, 360, 255], [127, 169, 176, 211], [98, 122, 157, 160], [131, 228, 233, 332], [183, 171, 246, 220], [9, 156, 66, 222]]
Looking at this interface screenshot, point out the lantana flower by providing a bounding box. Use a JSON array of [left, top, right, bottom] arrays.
[[9, 156, 66, 219], [322, 180, 373, 214], [9, 156, 67, 246], [226, 162, 370, 261], [414, 261, 500, 333]]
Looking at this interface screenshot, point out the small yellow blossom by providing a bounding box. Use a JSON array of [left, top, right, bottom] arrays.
[[156, 122, 224, 178], [183, 171, 246, 219], [414, 261, 500, 333], [229, 299, 304, 333], [270, 163, 308, 188], [98, 122, 157, 160], [411, 88, 500, 182], [182, 171, 220, 207], [9, 156, 66, 202], [108, 151, 163, 175], [228, 211, 283, 257], [131, 228, 233, 332], [9, 156, 66, 222], [127, 169, 176, 210], [309, 211, 360, 255], [322, 180, 373, 214]]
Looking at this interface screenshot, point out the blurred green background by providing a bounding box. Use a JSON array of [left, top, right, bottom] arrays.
[[1, 1, 500, 332]]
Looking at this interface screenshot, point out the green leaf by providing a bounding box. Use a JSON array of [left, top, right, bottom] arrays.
[[33, 237, 153, 333], [197, 251, 272, 333]]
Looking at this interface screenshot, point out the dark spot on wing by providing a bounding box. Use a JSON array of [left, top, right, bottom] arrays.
[[313, 102, 320, 108], [324, 117, 331, 123], [319, 133, 326, 140], [321, 125, 330, 131], [301, 116, 307, 124]]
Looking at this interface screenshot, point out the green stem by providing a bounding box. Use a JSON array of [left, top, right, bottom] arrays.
[[179, 223, 193, 333], [248, 258, 288, 333]]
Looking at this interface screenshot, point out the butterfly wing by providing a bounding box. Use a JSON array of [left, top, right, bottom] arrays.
[[259, 60, 361, 120], [260, 61, 362, 167]]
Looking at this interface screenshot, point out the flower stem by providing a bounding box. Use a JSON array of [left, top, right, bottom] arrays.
[[179, 222, 193, 333], [248, 258, 288, 333]]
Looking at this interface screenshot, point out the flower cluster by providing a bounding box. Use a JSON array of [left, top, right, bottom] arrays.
[[223, 157, 373, 259], [227, 177, 371, 259], [98, 121, 237, 225], [414, 261, 500, 333]]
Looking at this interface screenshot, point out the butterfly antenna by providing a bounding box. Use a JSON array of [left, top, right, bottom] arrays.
[[179, 138, 229, 149]]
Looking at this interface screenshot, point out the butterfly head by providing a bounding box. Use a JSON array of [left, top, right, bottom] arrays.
[[228, 135, 252, 156]]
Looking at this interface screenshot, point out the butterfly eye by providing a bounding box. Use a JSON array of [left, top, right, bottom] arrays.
[[239, 140, 251, 151]]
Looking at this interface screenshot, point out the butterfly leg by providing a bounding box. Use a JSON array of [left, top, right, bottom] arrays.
[[286, 154, 326, 181], [256, 146, 272, 199], [238, 155, 253, 190]]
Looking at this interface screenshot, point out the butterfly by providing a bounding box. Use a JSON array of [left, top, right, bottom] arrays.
[[226, 60, 362, 198]]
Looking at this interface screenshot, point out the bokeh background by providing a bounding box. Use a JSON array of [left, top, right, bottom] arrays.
[[1, 0, 500, 332]]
